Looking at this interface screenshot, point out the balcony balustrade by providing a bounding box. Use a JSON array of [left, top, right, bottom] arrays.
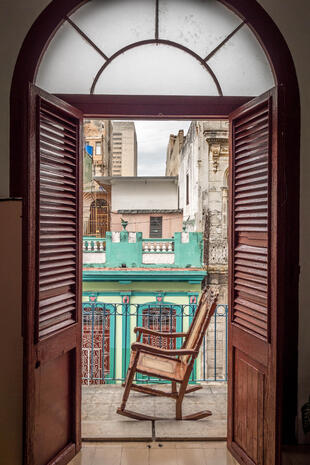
[[83, 237, 106, 252], [142, 239, 174, 253]]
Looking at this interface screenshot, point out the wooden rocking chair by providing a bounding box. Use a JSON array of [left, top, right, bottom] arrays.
[[116, 288, 218, 421]]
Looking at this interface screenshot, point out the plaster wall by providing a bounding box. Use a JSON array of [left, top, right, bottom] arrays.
[[111, 178, 179, 211], [0, 0, 309, 455], [111, 211, 183, 238], [83, 252, 106, 264]]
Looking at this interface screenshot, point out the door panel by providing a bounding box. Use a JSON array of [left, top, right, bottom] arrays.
[[25, 85, 82, 465], [33, 351, 73, 465], [233, 349, 265, 465], [228, 88, 280, 465]]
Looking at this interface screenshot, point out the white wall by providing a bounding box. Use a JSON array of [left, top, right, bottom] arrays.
[[178, 122, 202, 230], [111, 178, 179, 211], [0, 0, 309, 455]]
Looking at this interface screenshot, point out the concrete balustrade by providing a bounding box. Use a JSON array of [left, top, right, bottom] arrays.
[[83, 238, 106, 252], [142, 239, 174, 253], [83, 231, 203, 268]]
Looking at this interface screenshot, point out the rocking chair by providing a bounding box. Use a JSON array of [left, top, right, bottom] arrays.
[[116, 288, 218, 421]]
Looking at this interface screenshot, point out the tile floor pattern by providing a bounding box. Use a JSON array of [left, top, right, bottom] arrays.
[[82, 383, 227, 440], [69, 441, 238, 465]]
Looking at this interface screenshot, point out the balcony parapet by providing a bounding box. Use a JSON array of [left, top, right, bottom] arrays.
[[83, 231, 203, 268]]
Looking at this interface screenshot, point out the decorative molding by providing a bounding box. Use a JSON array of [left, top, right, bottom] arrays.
[[83, 291, 198, 297], [83, 269, 207, 282], [204, 128, 229, 173], [208, 240, 228, 265]]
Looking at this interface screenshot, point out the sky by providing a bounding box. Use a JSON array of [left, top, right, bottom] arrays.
[[132, 120, 192, 176]]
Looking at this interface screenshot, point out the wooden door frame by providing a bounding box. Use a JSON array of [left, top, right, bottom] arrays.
[[9, 0, 300, 456]]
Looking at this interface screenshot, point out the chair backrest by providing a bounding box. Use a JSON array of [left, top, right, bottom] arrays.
[[180, 288, 218, 364]]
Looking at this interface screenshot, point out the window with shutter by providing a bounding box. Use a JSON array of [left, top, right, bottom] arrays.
[[150, 216, 163, 238]]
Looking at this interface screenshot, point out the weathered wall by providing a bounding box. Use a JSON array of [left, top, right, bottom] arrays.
[[84, 120, 112, 177], [178, 120, 229, 315], [165, 130, 185, 176], [178, 121, 229, 236], [178, 122, 202, 231], [83, 152, 93, 187]]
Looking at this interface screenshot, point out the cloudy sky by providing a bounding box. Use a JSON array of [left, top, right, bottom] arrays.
[[131, 120, 192, 176]]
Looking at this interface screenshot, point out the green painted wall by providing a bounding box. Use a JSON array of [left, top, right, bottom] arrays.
[[105, 230, 143, 267], [174, 232, 203, 268]]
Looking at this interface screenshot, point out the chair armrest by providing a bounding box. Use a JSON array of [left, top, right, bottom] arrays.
[[131, 342, 196, 357], [134, 327, 187, 338]]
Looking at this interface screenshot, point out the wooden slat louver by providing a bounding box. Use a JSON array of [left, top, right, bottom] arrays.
[[232, 100, 270, 340], [37, 99, 79, 339]]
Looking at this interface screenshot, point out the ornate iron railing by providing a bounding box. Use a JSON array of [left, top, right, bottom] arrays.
[[82, 303, 228, 385]]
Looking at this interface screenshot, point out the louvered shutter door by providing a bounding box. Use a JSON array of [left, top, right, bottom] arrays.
[[26, 86, 82, 465], [228, 89, 280, 465], [38, 100, 79, 339], [232, 99, 270, 340]]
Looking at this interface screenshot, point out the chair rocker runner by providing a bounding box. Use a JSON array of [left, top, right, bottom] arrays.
[[116, 288, 218, 421]]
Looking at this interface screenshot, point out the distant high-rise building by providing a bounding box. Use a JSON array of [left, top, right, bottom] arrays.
[[111, 121, 137, 176]]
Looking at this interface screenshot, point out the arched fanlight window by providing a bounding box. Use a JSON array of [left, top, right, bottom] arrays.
[[36, 0, 275, 96]]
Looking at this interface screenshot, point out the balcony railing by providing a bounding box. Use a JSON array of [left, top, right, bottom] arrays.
[[83, 237, 106, 252], [82, 303, 228, 385], [142, 238, 174, 253]]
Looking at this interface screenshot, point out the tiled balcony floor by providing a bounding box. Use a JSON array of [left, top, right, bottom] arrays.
[[69, 441, 237, 465], [82, 383, 227, 440]]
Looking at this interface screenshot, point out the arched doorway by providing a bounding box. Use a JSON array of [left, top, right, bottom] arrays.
[[10, 1, 299, 464], [88, 198, 109, 237]]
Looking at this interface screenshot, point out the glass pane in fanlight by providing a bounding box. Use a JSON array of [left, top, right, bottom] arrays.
[[208, 25, 275, 96], [70, 0, 156, 57], [94, 44, 219, 95], [158, 0, 242, 58], [36, 21, 104, 93]]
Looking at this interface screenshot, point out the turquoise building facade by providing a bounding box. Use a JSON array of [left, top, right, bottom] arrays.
[[82, 230, 206, 384]]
